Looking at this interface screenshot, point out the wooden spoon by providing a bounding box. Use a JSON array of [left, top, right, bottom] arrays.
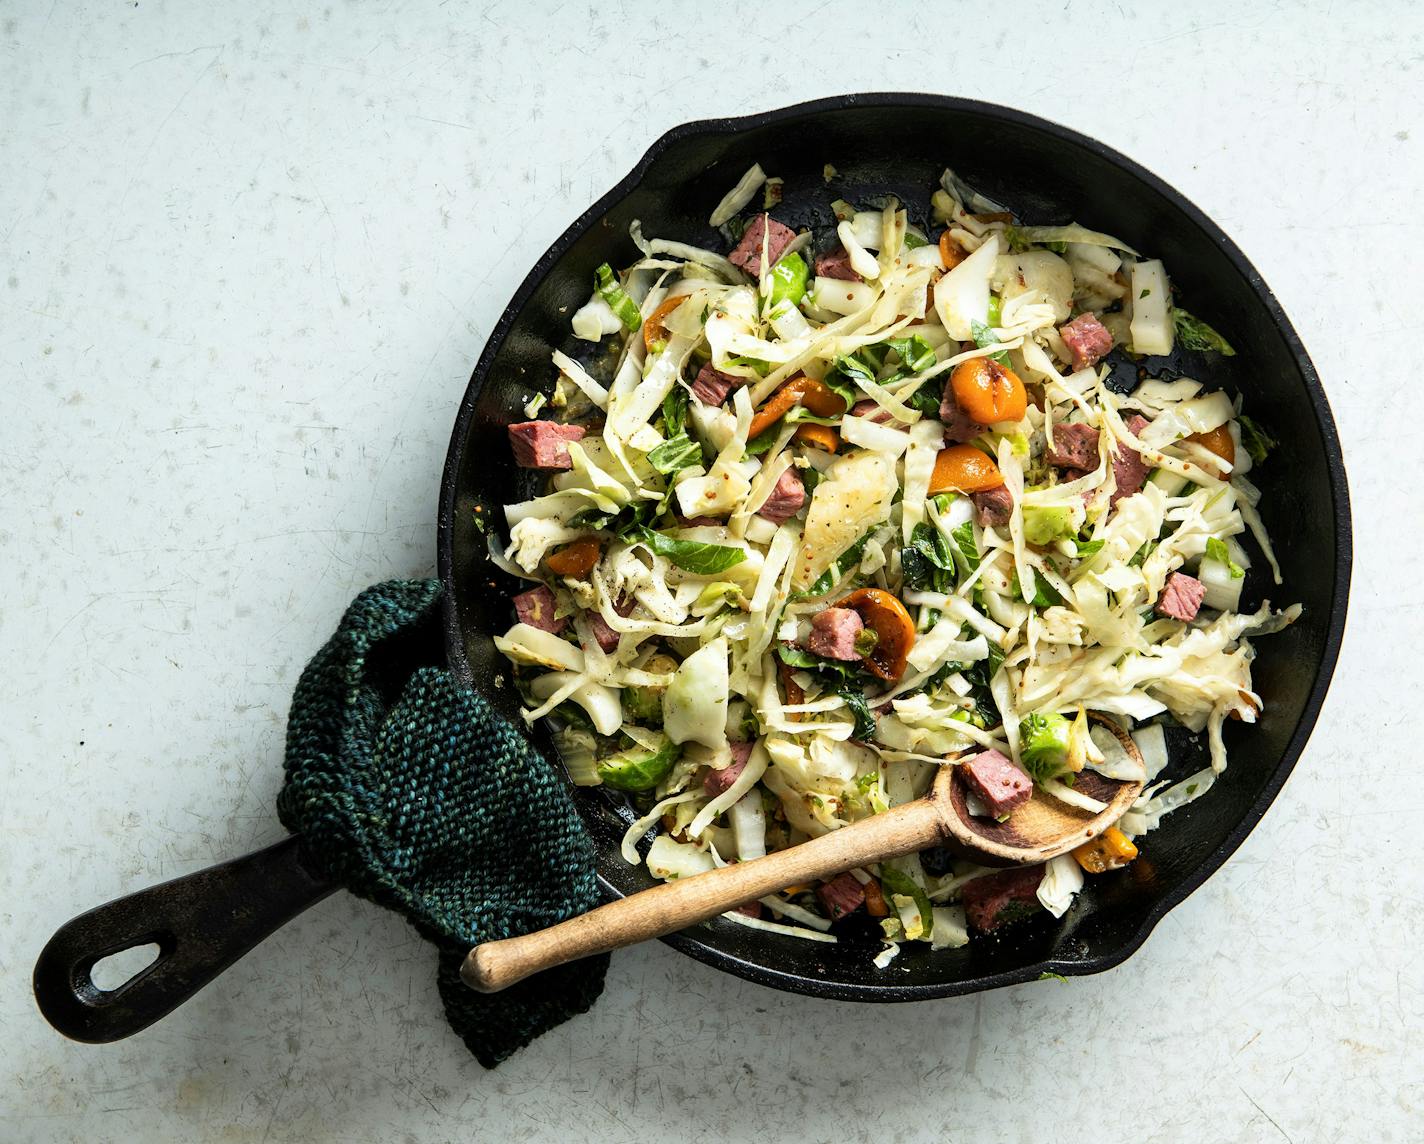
[[462, 720, 1143, 993]]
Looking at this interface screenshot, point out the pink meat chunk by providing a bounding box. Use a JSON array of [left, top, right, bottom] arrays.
[[728, 215, 797, 277], [970, 484, 1014, 528], [814, 246, 861, 281], [1059, 313, 1115, 371], [756, 467, 806, 524], [1046, 421, 1101, 471], [807, 607, 864, 661], [851, 398, 896, 425], [961, 865, 1045, 933], [691, 364, 742, 407], [1156, 571, 1206, 622], [704, 740, 754, 797], [733, 901, 763, 919], [816, 871, 866, 921], [512, 585, 566, 635], [587, 611, 619, 653], [939, 388, 985, 444], [507, 420, 586, 470], [961, 749, 1033, 819], [1110, 414, 1152, 505]]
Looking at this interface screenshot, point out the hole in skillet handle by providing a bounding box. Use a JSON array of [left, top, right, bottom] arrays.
[[32, 834, 337, 1043], [90, 941, 164, 993]]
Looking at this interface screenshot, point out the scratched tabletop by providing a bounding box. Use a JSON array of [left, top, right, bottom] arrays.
[[2, 2, 1418, 1141]]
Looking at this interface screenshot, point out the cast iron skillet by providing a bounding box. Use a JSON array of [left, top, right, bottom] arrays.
[[33, 95, 1351, 1041]]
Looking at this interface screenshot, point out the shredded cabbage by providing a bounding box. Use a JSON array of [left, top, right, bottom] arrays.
[[489, 163, 1298, 964], [709, 164, 767, 227]]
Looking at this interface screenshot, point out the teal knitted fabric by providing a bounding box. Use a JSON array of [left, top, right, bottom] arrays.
[[276, 579, 607, 1068]]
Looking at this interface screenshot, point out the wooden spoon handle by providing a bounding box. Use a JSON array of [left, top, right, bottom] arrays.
[[462, 797, 945, 993]]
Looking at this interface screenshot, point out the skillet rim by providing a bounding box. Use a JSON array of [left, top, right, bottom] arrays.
[[436, 92, 1352, 1002]]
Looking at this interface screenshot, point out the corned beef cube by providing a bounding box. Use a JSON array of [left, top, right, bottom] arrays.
[[960, 749, 1033, 819], [729, 215, 797, 277], [814, 246, 860, 281], [970, 485, 1014, 528], [1110, 414, 1152, 505], [588, 611, 619, 653], [513, 585, 565, 634], [1059, 313, 1115, 371], [807, 607, 863, 661], [961, 865, 1045, 932], [939, 388, 985, 444], [757, 467, 806, 524], [704, 740, 755, 796], [1156, 571, 1206, 622], [851, 399, 896, 425], [816, 871, 866, 921], [1046, 421, 1101, 471], [691, 364, 742, 406], [507, 420, 586, 470]]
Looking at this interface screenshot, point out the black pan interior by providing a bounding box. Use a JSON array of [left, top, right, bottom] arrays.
[[438, 95, 1350, 1000]]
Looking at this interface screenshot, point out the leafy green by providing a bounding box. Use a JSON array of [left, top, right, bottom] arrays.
[[1011, 569, 1063, 608], [883, 334, 937, 374], [951, 521, 981, 577], [830, 334, 939, 409], [723, 354, 771, 377], [1128, 540, 1157, 568], [744, 427, 779, 456], [1205, 537, 1245, 579], [835, 683, 878, 740], [575, 495, 667, 537], [1173, 308, 1236, 356], [1074, 538, 1105, 558], [630, 526, 747, 575], [766, 251, 809, 307], [594, 263, 641, 331], [902, 228, 928, 250], [823, 353, 872, 406], [1237, 414, 1277, 464], [901, 522, 955, 593], [853, 628, 880, 657], [646, 433, 702, 474], [906, 378, 945, 416], [775, 644, 843, 673], [879, 866, 933, 937], [960, 634, 1005, 696], [662, 383, 689, 437], [774, 645, 877, 738], [1037, 971, 1069, 984], [986, 294, 1002, 327], [783, 406, 842, 427], [969, 318, 1010, 366]]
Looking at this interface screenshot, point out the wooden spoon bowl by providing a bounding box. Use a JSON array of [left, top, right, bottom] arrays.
[[939, 717, 1144, 866]]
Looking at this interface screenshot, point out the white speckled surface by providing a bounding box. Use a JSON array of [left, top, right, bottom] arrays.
[[2, 2, 1419, 1140]]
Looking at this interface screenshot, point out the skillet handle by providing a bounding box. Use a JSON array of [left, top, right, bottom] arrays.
[[32, 834, 337, 1043]]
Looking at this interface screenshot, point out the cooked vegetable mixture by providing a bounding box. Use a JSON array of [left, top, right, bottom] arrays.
[[489, 164, 1297, 959]]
